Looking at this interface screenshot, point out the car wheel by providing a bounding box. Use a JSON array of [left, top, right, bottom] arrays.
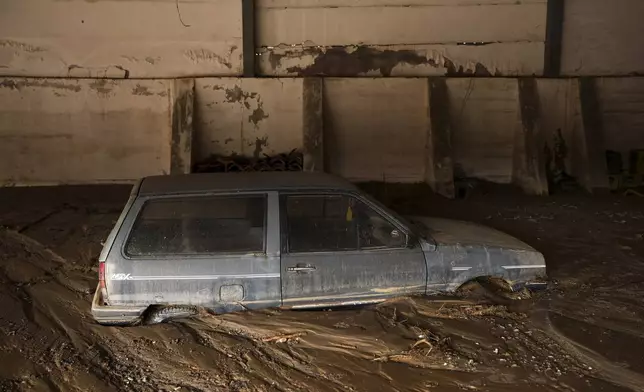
[[142, 305, 200, 325]]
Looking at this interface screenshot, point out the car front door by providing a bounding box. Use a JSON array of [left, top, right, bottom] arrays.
[[280, 192, 427, 308]]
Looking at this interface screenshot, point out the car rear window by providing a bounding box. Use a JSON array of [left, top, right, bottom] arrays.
[[125, 195, 266, 257]]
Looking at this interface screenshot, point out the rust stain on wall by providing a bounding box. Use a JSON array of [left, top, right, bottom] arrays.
[[0, 78, 81, 92], [265, 45, 499, 77]]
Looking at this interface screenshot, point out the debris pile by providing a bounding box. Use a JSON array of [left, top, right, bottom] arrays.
[[193, 149, 303, 173]]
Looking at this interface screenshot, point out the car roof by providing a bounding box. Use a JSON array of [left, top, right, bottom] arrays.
[[137, 171, 359, 196]]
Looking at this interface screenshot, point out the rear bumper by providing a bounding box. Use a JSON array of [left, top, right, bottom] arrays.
[[91, 285, 147, 326]]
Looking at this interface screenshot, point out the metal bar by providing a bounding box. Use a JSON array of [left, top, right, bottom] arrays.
[[242, 0, 256, 77], [544, 0, 565, 77]]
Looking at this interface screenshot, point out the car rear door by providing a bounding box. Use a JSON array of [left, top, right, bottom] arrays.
[[104, 191, 281, 312], [279, 192, 427, 308]]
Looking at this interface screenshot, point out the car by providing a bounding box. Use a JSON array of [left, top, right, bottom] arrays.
[[91, 171, 547, 325]]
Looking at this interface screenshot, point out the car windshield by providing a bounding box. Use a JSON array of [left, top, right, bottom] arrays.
[[358, 192, 417, 235]]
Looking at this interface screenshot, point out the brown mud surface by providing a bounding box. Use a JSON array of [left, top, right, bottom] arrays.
[[0, 183, 643, 392]]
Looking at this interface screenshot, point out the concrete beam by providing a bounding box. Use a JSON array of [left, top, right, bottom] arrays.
[[513, 78, 548, 195], [242, 0, 256, 77], [302, 78, 324, 172], [578, 77, 609, 191], [426, 78, 455, 198], [170, 79, 195, 174], [544, 0, 565, 77]]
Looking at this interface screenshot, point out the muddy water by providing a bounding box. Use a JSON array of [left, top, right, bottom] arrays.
[[0, 184, 643, 392]]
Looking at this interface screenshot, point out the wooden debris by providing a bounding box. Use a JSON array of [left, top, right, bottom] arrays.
[[261, 332, 306, 343]]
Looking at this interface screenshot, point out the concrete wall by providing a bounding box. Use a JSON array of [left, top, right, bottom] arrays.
[[448, 78, 520, 183], [323, 78, 428, 182], [3, 0, 644, 79], [257, 0, 546, 77], [194, 78, 304, 162], [597, 78, 644, 164], [535, 79, 586, 182], [562, 0, 644, 76], [2, 0, 643, 78], [0, 78, 174, 185], [1, 75, 643, 191], [0, 0, 242, 78]]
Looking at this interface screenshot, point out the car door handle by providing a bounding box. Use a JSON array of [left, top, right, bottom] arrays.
[[287, 265, 316, 272]]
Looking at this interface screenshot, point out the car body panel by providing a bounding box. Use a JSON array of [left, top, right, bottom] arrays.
[[102, 191, 282, 313], [91, 172, 548, 325], [279, 191, 427, 308], [413, 217, 547, 292]]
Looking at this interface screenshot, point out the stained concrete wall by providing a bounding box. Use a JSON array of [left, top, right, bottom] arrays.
[[535, 79, 586, 183], [194, 78, 304, 162], [1, 76, 643, 190], [562, 0, 644, 76], [324, 78, 428, 182], [597, 78, 644, 164], [0, 78, 174, 185], [0, 0, 242, 78], [448, 78, 521, 183], [2, 0, 643, 78], [257, 0, 546, 77]]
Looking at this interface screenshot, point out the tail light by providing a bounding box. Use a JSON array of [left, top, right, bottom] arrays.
[[98, 262, 109, 304], [98, 262, 106, 288]]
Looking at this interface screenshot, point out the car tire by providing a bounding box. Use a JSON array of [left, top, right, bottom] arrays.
[[142, 305, 200, 325]]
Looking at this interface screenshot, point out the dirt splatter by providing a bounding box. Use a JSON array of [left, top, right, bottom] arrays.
[[131, 84, 167, 97], [252, 136, 269, 158], [184, 49, 232, 69], [265, 45, 500, 77], [131, 84, 153, 96], [0, 78, 82, 92], [444, 59, 496, 77], [208, 85, 269, 128], [248, 104, 269, 128], [89, 79, 115, 96], [280, 46, 438, 77], [0, 40, 46, 53]]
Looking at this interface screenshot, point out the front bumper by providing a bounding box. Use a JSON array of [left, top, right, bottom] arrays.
[[91, 285, 148, 326]]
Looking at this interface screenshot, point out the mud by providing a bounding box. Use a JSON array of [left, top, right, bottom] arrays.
[[0, 182, 643, 392]]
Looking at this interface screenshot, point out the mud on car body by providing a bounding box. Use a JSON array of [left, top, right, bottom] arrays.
[[92, 172, 547, 325]]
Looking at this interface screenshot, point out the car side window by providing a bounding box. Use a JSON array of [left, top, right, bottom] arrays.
[[125, 195, 266, 256], [285, 194, 406, 253]]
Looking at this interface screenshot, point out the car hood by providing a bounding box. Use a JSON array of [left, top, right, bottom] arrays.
[[408, 216, 536, 251]]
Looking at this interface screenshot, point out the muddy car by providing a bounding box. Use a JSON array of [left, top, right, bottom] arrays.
[[92, 172, 547, 325]]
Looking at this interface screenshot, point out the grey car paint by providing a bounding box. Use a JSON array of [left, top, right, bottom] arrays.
[[413, 217, 546, 292], [91, 172, 547, 325]]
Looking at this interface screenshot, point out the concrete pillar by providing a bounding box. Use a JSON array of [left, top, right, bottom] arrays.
[[302, 77, 324, 172], [426, 78, 455, 198], [170, 78, 195, 174], [513, 78, 548, 195], [578, 77, 609, 191]]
